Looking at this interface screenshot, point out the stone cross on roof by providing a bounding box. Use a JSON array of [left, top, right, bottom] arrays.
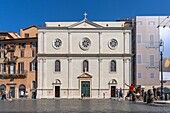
[[84, 13, 87, 20]]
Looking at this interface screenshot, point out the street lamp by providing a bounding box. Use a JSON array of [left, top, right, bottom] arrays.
[[159, 39, 164, 100]]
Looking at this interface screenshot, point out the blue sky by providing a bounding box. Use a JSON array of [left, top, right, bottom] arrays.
[[1, 0, 170, 32]]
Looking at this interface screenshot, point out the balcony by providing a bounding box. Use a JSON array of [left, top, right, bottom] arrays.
[[146, 42, 159, 49], [4, 56, 18, 64], [6, 44, 16, 52], [0, 70, 27, 79], [146, 62, 159, 69]]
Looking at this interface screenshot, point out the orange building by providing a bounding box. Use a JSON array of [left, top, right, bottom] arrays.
[[0, 26, 37, 99]]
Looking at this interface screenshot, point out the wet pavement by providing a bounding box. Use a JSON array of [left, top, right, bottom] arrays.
[[0, 99, 170, 113]]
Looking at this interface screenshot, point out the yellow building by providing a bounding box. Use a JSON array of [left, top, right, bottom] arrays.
[[0, 26, 37, 99]]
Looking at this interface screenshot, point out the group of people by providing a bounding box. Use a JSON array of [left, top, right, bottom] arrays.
[[0, 90, 28, 101], [1, 90, 13, 101], [152, 86, 161, 100], [20, 90, 28, 100], [125, 83, 144, 101], [124, 83, 162, 101]]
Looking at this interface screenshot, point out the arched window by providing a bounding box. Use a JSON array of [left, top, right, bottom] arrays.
[[55, 60, 60, 72], [0, 84, 6, 92], [83, 60, 88, 72], [19, 84, 26, 97], [111, 60, 116, 72]]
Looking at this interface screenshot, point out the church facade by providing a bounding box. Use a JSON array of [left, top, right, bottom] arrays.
[[37, 18, 133, 98]]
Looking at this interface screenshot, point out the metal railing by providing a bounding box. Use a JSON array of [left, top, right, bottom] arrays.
[[146, 62, 159, 68], [0, 70, 27, 79]]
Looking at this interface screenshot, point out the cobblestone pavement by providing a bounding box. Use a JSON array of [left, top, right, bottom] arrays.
[[0, 99, 170, 113]]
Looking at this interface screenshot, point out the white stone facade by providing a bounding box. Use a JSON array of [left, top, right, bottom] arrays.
[[37, 19, 133, 98]]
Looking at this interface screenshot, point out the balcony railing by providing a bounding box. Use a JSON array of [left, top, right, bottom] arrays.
[[4, 56, 18, 64], [146, 42, 159, 48], [146, 62, 159, 69], [0, 70, 27, 79]]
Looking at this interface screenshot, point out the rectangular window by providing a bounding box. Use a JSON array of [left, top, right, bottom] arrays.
[[137, 55, 142, 64], [30, 62, 36, 71], [0, 63, 5, 72], [137, 21, 142, 26], [137, 34, 142, 43], [21, 50, 24, 57], [9, 63, 15, 74], [148, 21, 155, 26], [25, 33, 29, 38], [0, 52, 5, 58], [150, 55, 154, 67], [150, 73, 154, 78], [18, 62, 24, 74], [149, 35, 154, 47], [138, 73, 141, 78]]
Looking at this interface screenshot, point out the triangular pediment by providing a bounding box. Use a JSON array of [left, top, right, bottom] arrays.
[[77, 72, 93, 78], [68, 19, 103, 28]]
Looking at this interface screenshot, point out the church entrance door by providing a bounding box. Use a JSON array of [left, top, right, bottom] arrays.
[[81, 81, 90, 97], [111, 86, 116, 97], [55, 86, 60, 97]]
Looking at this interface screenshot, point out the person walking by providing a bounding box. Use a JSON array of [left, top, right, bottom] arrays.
[[25, 91, 28, 100], [20, 90, 24, 99], [119, 88, 123, 98], [125, 83, 136, 101], [8, 90, 12, 101], [152, 86, 157, 100]]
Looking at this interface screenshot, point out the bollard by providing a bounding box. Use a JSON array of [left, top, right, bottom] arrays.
[[147, 89, 154, 103], [165, 94, 167, 100], [143, 92, 147, 102]]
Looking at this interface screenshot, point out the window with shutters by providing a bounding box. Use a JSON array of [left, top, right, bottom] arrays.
[[149, 34, 154, 47], [30, 62, 36, 71], [137, 34, 142, 43], [9, 63, 15, 74], [18, 62, 24, 74], [0, 63, 6, 72], [150, 55, 155, 67], [138, 73, 141, 78], [20, 50, 24, 57], [137, 55, 142, 64], [0, 52, 5, 58]]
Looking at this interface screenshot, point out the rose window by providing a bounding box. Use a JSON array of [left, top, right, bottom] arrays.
[[53, 38, 62, 49], [108, 39, 118, 50], [79, 37, 91, 50]]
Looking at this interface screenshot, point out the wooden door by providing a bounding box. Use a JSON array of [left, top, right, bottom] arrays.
[[81, 81, 90, 97], [111, 86, 116, 97], [55, 86, 60, 97]]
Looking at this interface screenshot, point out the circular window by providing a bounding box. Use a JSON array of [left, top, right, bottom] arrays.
[[79, 37, 91, 50], [108, 39, 118, 50], [53, 38, 62, 49]]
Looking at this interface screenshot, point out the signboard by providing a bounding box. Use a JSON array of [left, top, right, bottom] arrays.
[[159, 27, 170, 80]]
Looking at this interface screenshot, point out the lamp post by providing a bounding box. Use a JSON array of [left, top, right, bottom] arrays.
[[159, 39, 164, 100]]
